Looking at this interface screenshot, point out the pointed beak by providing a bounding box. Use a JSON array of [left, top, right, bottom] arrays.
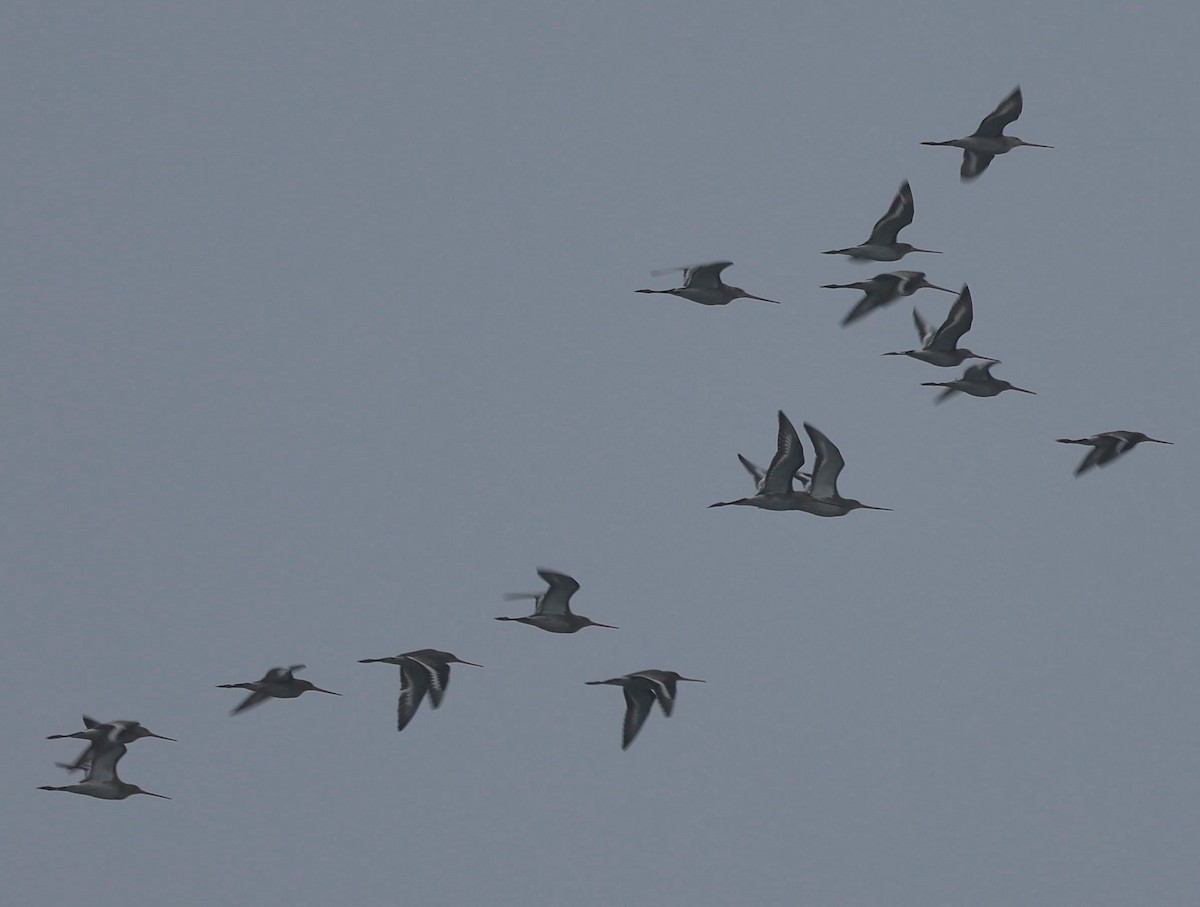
[[913, 248, 942, 254], [149, 733, 177, 742], [314, 687, 341, 696], [357, 658, 383, 663], [925, 283, 956, 293], [744, 293, 782, 304], [679, 677, 706, 683], [590, 622, 619, 629], [456, 660, 484, 667], [1023, 142, 1053, 148], [1012, 387, 1037, 394], [1148, 439, 1173, 444], [144, 791, 172, 799]]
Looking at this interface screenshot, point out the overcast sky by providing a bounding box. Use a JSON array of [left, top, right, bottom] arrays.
[[5, 3, 1200, 906]]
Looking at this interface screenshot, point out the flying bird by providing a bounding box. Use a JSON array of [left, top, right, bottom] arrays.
[[882, 285, 997, 367], [1056, 431, 1172, 476], [922, 86, 1052, 180], [822, 271, 955, 326], [824, 181, 939, 261], [922, 361, 1035, 402], [709, 412, 890, 516], [217, 665, 341, 715], [39, 743, 170, 801], [497, 569, 618, 633], [358, 649, 481, 733], [586, 670, 704, 750], [635, 261, 781, 306], [48, 715, 175, 773]]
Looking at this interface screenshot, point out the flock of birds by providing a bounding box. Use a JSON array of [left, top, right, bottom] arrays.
[[38, 86, 1173, 801]]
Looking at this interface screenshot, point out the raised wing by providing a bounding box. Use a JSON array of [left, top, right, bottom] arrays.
[[534, 569, 580, 615], [928, 285, 973, 351], [261, 665, 305, 684], [650, 261, 732, 290], [737, 454, 767, 489], [973, 86, 1022, 138], [912, 308, 933, 345], [866, 181, 914, 246], [681, 261, 733, 289], [961, 361, 998, 383], [761, 411, 805, 494], [804, 423, 846, 500], [83, 743, 128, 784]]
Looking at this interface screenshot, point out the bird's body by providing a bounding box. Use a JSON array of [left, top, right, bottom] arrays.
[[921, 86, 1051, 180], [822, 271, 955, 326], [824, 181, 939, 261], [586, 670, 704, 749], [38, 743, 169, 801], [922, 361, 1035, 401], [497, 569, 617, 633], [48, 715, 175, 773], [636, 261, 780, 306], [883, 285, 997, 367], [709, 412, 889, 516], [1057, 431, 1172, 476], [358, 649, 481, 732], [217, 665, 340, 714]]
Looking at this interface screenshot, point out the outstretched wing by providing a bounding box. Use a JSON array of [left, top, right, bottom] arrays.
[[928, 286, 973, 350], [534, 569, 581, 615], [621, 686, 656, 750], [961, 150, 996, 181], [83, 743, 128, 784], [866, 181, 914, 246], [231, 689, 271, 715], [396, 662, 431, 732], [804, 423, 846, 500], [973, 86, 1022, 137], [761, 411, 805, 494]]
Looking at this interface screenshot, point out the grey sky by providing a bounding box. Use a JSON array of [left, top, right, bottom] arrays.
[[4, 3, 1199, 905]]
